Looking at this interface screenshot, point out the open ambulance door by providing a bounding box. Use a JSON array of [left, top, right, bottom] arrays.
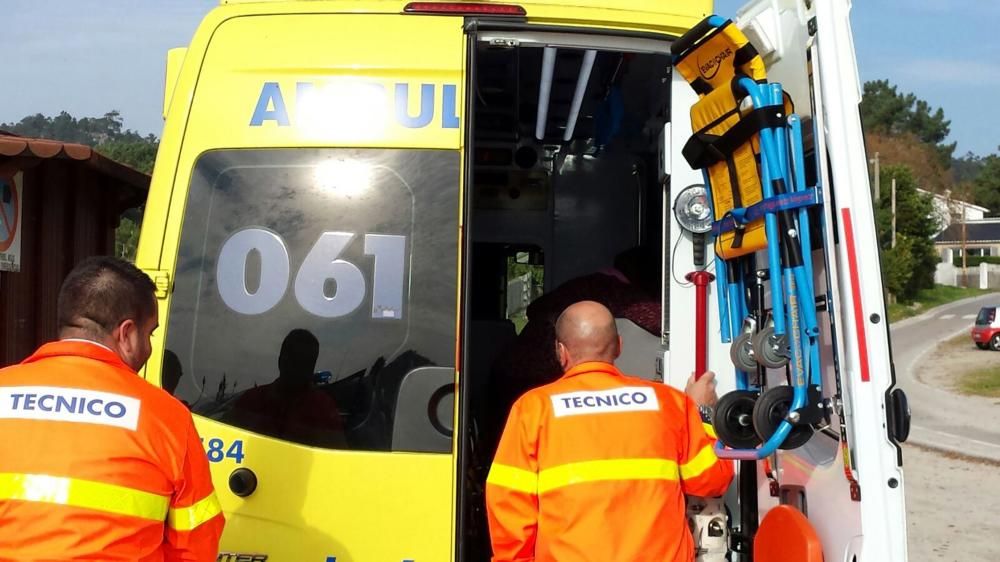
[[140, 6, 470, 561], [664, 1, 909, 561]]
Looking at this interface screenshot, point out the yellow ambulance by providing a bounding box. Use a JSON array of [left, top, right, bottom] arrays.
[[138, 1, 910, 560]]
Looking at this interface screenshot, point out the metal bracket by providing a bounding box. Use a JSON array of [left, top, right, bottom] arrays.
[[142, 269, 171, 299]]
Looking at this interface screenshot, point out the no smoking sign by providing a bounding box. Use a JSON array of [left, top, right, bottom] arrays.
[[0, 172, 22, 272]]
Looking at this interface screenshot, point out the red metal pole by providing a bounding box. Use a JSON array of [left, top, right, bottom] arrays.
[[685, 270, 715, 379]]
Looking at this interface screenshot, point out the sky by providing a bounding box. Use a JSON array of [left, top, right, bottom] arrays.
[[3, 1, 998, 157]]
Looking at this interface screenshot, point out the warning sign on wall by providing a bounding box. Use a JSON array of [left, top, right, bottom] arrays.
[[0, 172, 22, 272]]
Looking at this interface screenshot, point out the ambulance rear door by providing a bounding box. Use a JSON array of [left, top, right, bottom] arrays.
[[139, 5, 467, 561]]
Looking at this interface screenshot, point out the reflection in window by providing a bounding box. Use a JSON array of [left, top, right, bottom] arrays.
[[164, 149, 459, 452]]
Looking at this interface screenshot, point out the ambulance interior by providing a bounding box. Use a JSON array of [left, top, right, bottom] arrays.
[[460, 37, 674, 557]]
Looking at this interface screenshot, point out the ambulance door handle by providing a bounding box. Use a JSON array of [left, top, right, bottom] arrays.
[[228, 467, 258, 498]]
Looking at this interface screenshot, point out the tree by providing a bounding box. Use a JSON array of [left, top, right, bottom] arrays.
[[873, 164, 938, 299], [860, 80, 956, 165], [952, 151, 984, 184], [880, 235, 915, 298], [865, 131, 950, 194], [971, 151, 1000, 216], [1, 110, 158, 262], [97, 139, 158, 175], [114, 216, 141, 261]]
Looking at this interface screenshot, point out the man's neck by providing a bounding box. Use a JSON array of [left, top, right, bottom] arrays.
[[59, 336, 115, 353]]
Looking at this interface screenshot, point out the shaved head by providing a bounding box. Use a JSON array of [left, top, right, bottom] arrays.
[[555, 301, 621, 369]]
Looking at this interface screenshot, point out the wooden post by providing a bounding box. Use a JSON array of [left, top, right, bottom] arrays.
[[891, 177, 896, 248]]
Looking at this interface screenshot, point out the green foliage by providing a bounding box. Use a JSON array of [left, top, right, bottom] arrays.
[[970, 152, 1000, 216], [886, 284, 990, 322], [952, 151, 985, 184], [957, 365, 1000, 398], [874, 164, 938, 299], [508, 260, 544, 289], [860, 80, 955, 164], [97, 140, 158, 175], [1, 110, 156, 147], [1, 110, 158, 263], [880, 236, 914, 297], [951, 255, 1000, 267], [115, 217, 141, 262]]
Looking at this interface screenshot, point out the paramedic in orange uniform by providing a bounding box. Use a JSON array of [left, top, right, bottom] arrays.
[[486, 301, 733, 562], [0, 257, 224, 561]]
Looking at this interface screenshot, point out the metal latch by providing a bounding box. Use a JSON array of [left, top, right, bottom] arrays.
[[142, 269, 171, 299], [489, 37, 518, 48]]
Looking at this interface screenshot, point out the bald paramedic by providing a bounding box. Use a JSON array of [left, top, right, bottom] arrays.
[[486, 301, 733, 562], [0, 256, 224, 561]]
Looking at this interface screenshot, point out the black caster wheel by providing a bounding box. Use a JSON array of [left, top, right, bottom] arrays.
[[752, 326, 789, 369], [713, 390, 762, 449], [730, 332, 758, 372], [752, 386, 814, 450]]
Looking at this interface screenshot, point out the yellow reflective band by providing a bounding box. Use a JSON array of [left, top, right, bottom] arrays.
[[680, 444, 720, 480], [0, 472, 169, 521], [487, 463, 538, 495], [703, 422, 718, 439], [168, 491, 223, 531], [538, 458, 679, 494]]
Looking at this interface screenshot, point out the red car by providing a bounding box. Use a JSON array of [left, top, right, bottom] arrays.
[[971, 306, 1000, 350]]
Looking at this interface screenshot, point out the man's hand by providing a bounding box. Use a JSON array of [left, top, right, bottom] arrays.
[[685, 371, 718, 407]]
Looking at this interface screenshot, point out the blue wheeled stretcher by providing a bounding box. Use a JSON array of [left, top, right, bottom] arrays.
[[672, 16, 828, 460]]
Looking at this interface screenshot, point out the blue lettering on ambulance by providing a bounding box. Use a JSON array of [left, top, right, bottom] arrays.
[[250, 82, 290, 126], [442, 84, 460, 128], [250, 82, 459, 129], [396, 84, 435, 128]]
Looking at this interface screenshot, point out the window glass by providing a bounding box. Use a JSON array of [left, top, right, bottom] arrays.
[[505, 250, 544, 334], [164, 149, 459, 452], [976, 308, 994, 326]]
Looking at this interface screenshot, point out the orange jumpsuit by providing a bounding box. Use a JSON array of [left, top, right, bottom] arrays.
[[486, 361, 733, 562], [0, 340, 224, 561]]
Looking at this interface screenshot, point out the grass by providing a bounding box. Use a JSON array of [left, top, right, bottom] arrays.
[[957, 366, 1000, 398], [887, 284, 993, 323], [510, 313, 528, 334]]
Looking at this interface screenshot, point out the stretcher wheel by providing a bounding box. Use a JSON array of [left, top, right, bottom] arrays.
[[713, 390, 762, 449], [752, 386, 813, 450], [730, 332, 758, 372], [752, 327, 789, 368]]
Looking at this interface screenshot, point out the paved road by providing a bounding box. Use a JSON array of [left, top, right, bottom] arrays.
[[889, 293, 1000, 461]]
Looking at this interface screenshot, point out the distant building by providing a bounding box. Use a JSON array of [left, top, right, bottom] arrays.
[[918, 188, 988, 235]]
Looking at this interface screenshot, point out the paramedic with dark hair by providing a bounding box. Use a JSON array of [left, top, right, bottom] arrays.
[[486, 300, 733, 562], [0, 256, 224, 561]]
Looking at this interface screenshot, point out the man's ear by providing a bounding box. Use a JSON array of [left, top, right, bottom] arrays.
[[555, 341, 567, 366], [614, 335, 623, 359], [113, 319, 137, 349]]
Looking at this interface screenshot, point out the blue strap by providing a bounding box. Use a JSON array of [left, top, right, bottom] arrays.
[[712, 188, 820, 237]]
